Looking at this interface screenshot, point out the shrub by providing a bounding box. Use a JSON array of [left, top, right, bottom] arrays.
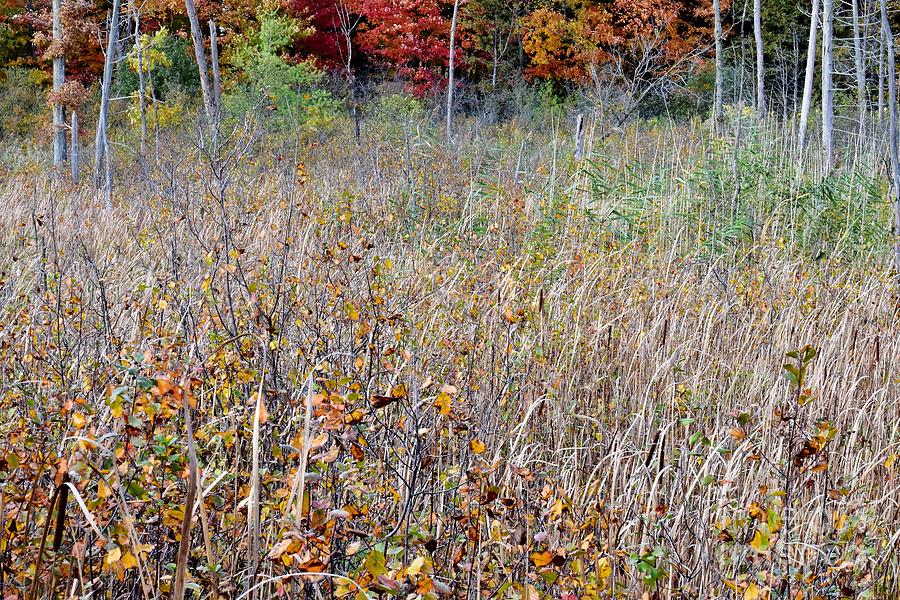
[[115, 29, 200, 101], [123, 28, 186, 129], [224, 10, 339, 129], [0, 67, 47, 141]]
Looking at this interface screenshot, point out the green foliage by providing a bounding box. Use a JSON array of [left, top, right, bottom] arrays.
[[372, 91, 426, 123], [224, 10, 338, 129], [123, 28, 186, 129], [115, 31, 199, 100], [0, 68, 47, 141], [127, 28, 173, 75], [578, 122, 891, 263], [0, 11, 31, 69]]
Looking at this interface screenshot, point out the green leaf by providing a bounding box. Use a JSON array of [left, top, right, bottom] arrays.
[[782, 364, 800, 386], [126, 481, 149, 500], [363, 549, 387, 577], [802, 346, 817, 363], [767, 508, 782, 533]]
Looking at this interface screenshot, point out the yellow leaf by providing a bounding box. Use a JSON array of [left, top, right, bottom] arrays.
[[744, 581, 761, 600], [268, 538, 293, 560], [433, 392, 452, 416], [470, 439, 486, 455], [120, 551, 139, 570], [104, 546, 122, 568], [597, 556, 611, 579], [747, 502, 765, 521], [749, 527, 770, 553], [110, 402, 124, 419], [548, 497, 567, 520], [72, 413, 87, 429], [98, 479, 112, 499], [407, 555, 427, 576], [309, 432, 328, 451]]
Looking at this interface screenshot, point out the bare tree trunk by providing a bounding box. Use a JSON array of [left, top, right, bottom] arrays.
[[574, 113, 585, 159], [335, 1, 360, 140], [492, 29, 499, 89], [94, 0, 120, 194], [878, 24, 885, 129], [880, 0, 900, 276], [799, 0, 819, 150], [134, 8, 147, 152], [51, 0, 66, 167], [184, 0, 213, 125], [822, 0, 835, 172], [713, 0, 725, 129], [792, 29, 800, 116], [446, 0, 460, 141], [731, 0, 748, 214], [851, 0, 867, 140], [208, 19, 221, 116], [70, 111, 78, 183], [754, 0, 766, 117]]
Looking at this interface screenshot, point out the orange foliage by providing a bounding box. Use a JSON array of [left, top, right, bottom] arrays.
[[520, 0, 720, 84]]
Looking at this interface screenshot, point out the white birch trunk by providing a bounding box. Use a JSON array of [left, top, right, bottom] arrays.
[[799, 0, 820, 150], [94, 0, 120, 190], [446, 0, 460, 141], [70, 110, 78, 183], [574, 113, 585, 159], [134, 8, 147, 151], [183, 0, 213, 125], [879, 0, 900, 276], [822, 0, 835, 172], [754, 0, 766, 117], [713, 0, 725, 128], [851, 0, 867, 140], [52, 0, 66, 166], [209, 19, 221, 116]]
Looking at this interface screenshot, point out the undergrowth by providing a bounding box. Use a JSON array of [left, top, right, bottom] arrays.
[[0, 116, 898, 599]]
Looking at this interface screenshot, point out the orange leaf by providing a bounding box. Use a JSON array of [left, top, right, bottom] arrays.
[[529, 550, 554, 568]]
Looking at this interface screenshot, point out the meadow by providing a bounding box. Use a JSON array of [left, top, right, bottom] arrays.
[[1, 110, 899, 599]]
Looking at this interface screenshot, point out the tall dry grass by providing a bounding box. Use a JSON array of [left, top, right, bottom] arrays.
[[0, 115, 898, 598]]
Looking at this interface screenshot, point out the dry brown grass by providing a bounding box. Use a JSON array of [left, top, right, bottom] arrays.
[[0, 118, 898, 598]]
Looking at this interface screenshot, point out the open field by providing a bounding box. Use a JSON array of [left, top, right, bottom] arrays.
[[1, 116, 899, 599]]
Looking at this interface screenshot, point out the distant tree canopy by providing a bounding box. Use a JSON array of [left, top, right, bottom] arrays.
[[3, 0, 900, 120], [1, 0, 723, 96]]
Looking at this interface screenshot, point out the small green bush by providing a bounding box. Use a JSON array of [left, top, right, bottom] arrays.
[[0, 68, 47, 141], [224, 10, 339, 130], [115, 30, 200, 101]]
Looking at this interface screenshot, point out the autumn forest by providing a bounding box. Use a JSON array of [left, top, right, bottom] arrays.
[[0, 0, 900, 598]]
